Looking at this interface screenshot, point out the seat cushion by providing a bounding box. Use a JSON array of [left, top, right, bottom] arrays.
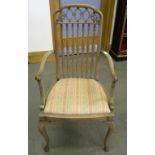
[[44, 78, 110, 115]]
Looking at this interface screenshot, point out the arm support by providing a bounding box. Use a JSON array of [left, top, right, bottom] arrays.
[[35, 50, 53, 109], [101, 51, 118, 111], [35, 50, 53, 81], [101, 51, 118, 82]]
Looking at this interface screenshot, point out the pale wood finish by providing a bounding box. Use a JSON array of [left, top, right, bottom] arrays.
[[35, 50, 54, 110], [104, 123, 114, 152], [35, 4, 118, 152], [35, 50, 53, 81], [39, 112, 114, 122], [49, 0, 116, 53], [101, 51, 118, 111], [101, 51, 118, 82], [38, 121, 49, 152], [53, 4, 103, 80]]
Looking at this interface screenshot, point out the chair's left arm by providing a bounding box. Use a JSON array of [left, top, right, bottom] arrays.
[[101, 51, 118, 111], [35, 50, 53, 110]]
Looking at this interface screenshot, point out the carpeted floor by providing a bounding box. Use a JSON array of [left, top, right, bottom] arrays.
[[28, 56, 127, 155]]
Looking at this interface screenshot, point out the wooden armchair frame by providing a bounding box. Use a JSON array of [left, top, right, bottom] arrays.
[[35, 4, 118, 153]]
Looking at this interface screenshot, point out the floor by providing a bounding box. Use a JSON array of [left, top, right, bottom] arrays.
[[28, 56, 127, 155]]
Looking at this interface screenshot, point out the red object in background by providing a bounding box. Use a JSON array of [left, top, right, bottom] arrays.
[[120, 19, 127, 51], [121, 37, 127, 51], [124, 20, 127, 33]]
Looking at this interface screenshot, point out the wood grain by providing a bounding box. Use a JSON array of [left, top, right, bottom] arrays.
[[28, 51, 55, 64]]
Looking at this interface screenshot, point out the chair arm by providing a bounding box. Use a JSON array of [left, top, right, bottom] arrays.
[[35, 50, 53, 81], [101, 51, 118, 111], [101, 51, 118, 82], [35, 50, 53, 109]]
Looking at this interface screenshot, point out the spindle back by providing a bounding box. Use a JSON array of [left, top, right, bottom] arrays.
[[53, 4, 103, 80]]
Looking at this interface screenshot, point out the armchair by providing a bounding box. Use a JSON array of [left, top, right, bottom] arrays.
[[35, 4, 118, 153]]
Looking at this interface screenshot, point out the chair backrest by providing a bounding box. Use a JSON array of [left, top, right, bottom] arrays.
[[53, 4, 103, 80]]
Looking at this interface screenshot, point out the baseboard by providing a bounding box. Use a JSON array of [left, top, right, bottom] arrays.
[[109, 50, 127, 61], [28, 51, 55, 64]]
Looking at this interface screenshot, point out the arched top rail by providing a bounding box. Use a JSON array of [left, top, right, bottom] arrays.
[[54, 4, 103, 24]]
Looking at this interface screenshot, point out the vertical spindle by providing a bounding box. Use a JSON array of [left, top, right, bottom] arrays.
[[95, 17, 103, 80], [71, 23, 74, 77], [81, 23, 85, 77], [66, 23, 69, 77], [86, 23, 90, 78], [76, 22, 79, 77], [61, 23, 64, 77], [90, 22, 96, 78]]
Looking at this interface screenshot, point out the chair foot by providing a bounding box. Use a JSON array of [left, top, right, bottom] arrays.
[[38, 120, 49, 152], [104, 146, 109, 152], [43, 144, 49, 152], [103, 123, 114, 152]]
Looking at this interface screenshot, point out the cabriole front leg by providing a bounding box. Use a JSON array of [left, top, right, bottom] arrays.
[[38, 120, 49, 152], [103, 123, 114, 152]]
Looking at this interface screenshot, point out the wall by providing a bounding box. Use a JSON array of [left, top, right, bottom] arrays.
[[28, 0, 117, 52], [28, 0, 53, 52]]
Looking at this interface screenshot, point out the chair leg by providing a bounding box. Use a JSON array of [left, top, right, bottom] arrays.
[[38, 120, 49, 152], [103, 123, 114, 152]]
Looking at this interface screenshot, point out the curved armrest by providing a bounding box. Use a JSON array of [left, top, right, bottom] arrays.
[[101, 51, 118, 82], [35, 50, 53, 81], [101, 51, 118, 111], [35, 50, 53, 109]]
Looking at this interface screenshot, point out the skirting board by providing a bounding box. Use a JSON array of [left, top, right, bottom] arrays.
[[28, 51, 55, 64], [110, 50, 127, 61]]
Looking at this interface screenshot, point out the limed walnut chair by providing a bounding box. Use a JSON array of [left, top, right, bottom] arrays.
[[35, 4, 118, 152]]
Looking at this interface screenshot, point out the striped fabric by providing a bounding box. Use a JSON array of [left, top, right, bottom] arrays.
[[44, 78, 110, 115]]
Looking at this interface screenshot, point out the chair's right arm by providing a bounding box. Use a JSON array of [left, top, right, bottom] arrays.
[[101, 51, 118, 111], [35, 50, 53, 110]]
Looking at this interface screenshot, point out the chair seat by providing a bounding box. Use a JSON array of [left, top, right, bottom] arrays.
[[44, 78, 110, 116]]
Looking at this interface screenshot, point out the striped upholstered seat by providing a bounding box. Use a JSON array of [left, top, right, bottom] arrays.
[[44, 78, 110, 115]]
